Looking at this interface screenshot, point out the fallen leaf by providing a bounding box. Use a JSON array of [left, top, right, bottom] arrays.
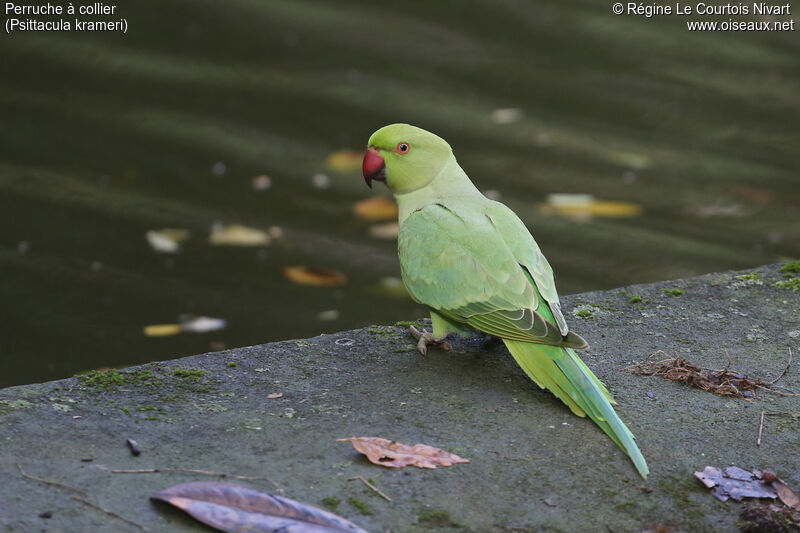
[[252, 175, 272, 191], [338, 437, 469, 469], [326, 150, 363, 173], [317, 310, 340, 321], [538, 194, 643, 220], [284, 266, 347, 287], [210, 224, 270, 246], [181, 316, 227, 333], [151, 481, 368, 533], [353, 196, 398, 221], [144, 324, 182, 337], [311, 173, 331, 189], [773, 478, 800, 511], [368, 223, 399, 239], [372, 277, 408, 299], [491, 108, 523, 124], [266, 393, 283, 399], [694, 466, 777, 502], [146, 229, 190, 253]]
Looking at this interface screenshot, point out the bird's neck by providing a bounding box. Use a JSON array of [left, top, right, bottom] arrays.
[[395, 156, 483, 224]]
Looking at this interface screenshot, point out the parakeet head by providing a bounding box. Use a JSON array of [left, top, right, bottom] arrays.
[[362, 124, 452, 194]]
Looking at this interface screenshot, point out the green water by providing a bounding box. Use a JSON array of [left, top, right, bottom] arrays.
[[1, 0, 798, 387]]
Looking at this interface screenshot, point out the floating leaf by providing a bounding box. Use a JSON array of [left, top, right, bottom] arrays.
[[372, 277, 408, 299], [144, 324, 182, 337], [252, 175, 272, 191], [151, 481, 368, 533], [210, 224, 270, 246], [491, 108, 523, 124], [538, 194, 643, 220], [326, 150, 363, 173], [368, 223, 399, 239], [311, 173, 331, 189], [338, 437, 469, 469], [317, 309, 340, 321], [284, 266, 347, 287], [146, 229, 190, 253], [353, 197, 398, 221], [181, 316, 227, 333]]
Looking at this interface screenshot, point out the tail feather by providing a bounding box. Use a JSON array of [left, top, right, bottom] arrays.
[[504, 339, 649, 478]]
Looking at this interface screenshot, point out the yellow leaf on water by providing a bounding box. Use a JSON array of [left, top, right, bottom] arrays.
[[354, 196, 398, 221], [538, 194, 643, 220], [284, 266, 347, 287], [209, 224, 270, 246], [326, 149, 363, 172], [144, 324, 182, 337]]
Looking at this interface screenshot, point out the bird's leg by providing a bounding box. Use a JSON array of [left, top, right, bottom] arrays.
[[409, 325, 452, 356]]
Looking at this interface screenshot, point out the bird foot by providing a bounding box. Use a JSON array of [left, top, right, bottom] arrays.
[[409, 326, 452, 356]]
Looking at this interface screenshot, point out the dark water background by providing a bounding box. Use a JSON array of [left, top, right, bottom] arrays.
[[1, 0, 798, 387]]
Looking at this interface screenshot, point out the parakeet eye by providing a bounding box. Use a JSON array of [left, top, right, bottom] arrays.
[[395, 142, 410, 155]]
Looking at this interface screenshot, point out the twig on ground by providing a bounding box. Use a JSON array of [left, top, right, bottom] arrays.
[[768, 347, 793, 385], [111, 467, 283, 494], [19, 463, 148, 531], [757, 410, 765, 447], [72, 495, 150, 531], [18, 464, 86, 496], [348, 475, 392, 502]]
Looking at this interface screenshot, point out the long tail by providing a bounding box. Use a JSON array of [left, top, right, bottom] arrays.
[[504, 339, 649, 478]]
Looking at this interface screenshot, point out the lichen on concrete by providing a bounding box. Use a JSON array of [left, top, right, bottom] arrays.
[[0, 264, 798, 532]]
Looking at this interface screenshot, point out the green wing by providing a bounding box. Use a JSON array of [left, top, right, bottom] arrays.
[[398, 202, 586, 349]]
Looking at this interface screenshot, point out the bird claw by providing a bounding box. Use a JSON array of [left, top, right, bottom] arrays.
[[408, 325, 452, 356]]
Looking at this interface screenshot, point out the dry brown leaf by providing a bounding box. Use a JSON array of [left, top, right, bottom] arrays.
[[774, 479, 800, 510], [353, 196, 398, 221], [338, 437, 469, 469], [151, 481, 368, 533], [284, 266, 347, 287]]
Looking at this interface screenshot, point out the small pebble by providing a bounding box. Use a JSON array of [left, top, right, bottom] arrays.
[[646, 391, 655, 399], [126, 438, 142, 457]]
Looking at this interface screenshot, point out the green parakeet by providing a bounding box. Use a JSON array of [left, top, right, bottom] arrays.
[[362, 123, 649, 478]]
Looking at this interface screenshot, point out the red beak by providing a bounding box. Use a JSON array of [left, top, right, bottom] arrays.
[[362, 147, 386, 188]]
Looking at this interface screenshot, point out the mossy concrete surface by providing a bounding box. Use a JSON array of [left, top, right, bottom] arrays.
[[1, 264, 799, 532]]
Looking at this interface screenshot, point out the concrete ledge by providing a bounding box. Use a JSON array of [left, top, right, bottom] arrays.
[[1, 264, 799, 532]]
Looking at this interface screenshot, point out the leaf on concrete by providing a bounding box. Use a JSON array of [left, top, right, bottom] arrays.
[[284, 266, 347, 287], [774, 479, 800, 511], [338, 437, 469, 469], [694, 466, 777, 502], [151, 481, 369, 533]]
